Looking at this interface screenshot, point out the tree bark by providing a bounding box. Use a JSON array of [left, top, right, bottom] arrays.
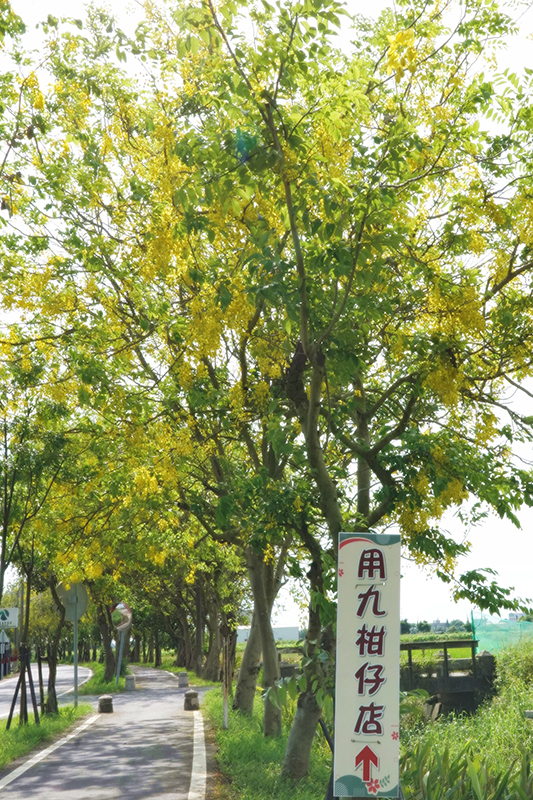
[[246, 547, 281, 736], [154, 628, 162, 668], [204, 606, 222, 682], [97, 603, 116, 682], [176, 607, 194, 670], [234, 539, 288, 714], [132, 634, 141, 663], [233, 613, 262, 714], [194, 581, 204, 677], [46, 581, 66, 714], [283, 550, 334, 780]]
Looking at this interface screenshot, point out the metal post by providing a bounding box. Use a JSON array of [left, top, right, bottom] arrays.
[[116, 630, 125, 687], [223, 635, 229, 729], [73, 590, 78, 708]]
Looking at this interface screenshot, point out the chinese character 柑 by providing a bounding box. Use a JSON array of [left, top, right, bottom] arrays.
[[355, 624, 387, 656], [356, 585, 386, 618], [354, 662, 386, 696], [354, 702, 385, 735], [357, 548, 386, 580]]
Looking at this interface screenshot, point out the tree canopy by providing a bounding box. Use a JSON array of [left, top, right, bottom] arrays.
[[2, 0, 533, 776]]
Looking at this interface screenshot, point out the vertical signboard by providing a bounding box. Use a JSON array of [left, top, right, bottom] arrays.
[[334, 532, 401, 798], [0, 608, 18, 629]]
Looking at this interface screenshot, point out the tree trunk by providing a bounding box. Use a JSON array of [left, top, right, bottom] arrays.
[[132, 634, 141, 663], [97, 603, 116, 682], [204, 610, 222, 682], [282, 690, 323, 779], [233, 613, 262, 714], [148, 632, 154, 663], [283, 555, 333, 780], [46, 582, 66, 714], [154, 628, 162, 668], [247, 547, 281, 737], [233, 538, 288, 715], [194, 581, 204, 677], [179, 608, 195, 671]]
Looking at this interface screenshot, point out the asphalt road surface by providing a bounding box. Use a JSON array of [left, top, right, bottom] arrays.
[[0, 666, 210, 799], [0, 665, 92, 719]]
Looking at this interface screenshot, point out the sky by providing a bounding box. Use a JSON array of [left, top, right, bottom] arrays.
[[9, 0, 533, 627]]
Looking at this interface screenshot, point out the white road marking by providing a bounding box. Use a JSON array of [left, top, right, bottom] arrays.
[[188, 710, 206, 800], [0, 714, 99, 791], [58, 667, 93, 696], [0, 667, 93, 718]]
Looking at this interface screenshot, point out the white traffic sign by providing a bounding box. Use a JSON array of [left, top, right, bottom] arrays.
[[0, 608, 18, 629], [334, 532, 401, 798], [0, 630, 10, 643], [56, 583, 88, 622]]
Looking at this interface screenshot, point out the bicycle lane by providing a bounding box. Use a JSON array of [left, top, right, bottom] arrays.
[[0, 666, 212, 799]]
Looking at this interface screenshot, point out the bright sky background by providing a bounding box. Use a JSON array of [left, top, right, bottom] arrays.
[[9, 0, 533, 627]]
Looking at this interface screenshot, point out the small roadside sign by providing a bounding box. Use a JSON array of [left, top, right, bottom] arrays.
[[334, 532, 401, 798], [56, 583, 88, 622], [0, 608, 18, 629]]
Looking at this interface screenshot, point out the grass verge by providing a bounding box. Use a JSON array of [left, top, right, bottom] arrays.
[[0, 704, 93, 772], [77, 661, 126, 694], [157, 653, 217, 687], [203, 688, 331, 800], [400, 640, 533, 797]]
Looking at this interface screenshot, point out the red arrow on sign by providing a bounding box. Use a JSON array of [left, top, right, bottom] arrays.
[[355, 746, 379, 783]]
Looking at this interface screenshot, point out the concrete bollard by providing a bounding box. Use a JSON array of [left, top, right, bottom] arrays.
[[125, 675, 136, 691], [178, 672, 189, 688], [184, 690, 199, 711], [98, 695, 114, 713]]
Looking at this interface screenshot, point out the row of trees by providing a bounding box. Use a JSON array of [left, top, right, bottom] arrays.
[[2, 0, 533, 790], [400, 619, 471, 635]]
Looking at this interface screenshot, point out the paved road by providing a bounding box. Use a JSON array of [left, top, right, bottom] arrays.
[[0, 666, 211, 799], [0, 666, 92, 718]]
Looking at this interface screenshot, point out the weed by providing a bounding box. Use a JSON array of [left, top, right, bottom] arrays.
[[77, 661, 126, 694], [0, 704, 93, 772]]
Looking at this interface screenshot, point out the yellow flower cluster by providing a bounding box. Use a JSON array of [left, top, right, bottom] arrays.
[[133, 466, 160, 499], [386, 29, 417, 82], [426, 361, 462, 406], [252, 380, 270, 413]]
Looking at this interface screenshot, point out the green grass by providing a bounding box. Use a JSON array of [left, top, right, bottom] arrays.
[[203, 688, 331, 800], [400, 647, 471, 663], [156, 653, 218, 687], [77, 661, 126, 694], [400, 640, 533, 797], [202, 639, 533, 799], [0, 704, 93, 772], [400, 632, 473, 643]]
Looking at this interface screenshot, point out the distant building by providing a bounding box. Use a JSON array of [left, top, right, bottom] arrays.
[[509, 612, 520, 623], [237, 625, 299, 644]]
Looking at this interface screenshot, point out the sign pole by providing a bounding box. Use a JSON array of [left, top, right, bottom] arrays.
[[73, 589, 78, 708], [116, 630, 125, 687]]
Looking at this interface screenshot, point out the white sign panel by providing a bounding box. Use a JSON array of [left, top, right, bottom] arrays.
[[334, 532, 401, 798], [0, 608, 18, 629]]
